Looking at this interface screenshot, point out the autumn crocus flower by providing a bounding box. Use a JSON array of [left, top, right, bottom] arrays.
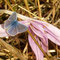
[[20, 20, 60, 60], [0, 19, 60, 60]]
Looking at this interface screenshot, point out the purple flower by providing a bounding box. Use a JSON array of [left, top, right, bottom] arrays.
[[20, 20, 60, 60], [0, 20, 60, 60]]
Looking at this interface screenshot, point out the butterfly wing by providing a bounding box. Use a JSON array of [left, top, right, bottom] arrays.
[[6, 22, 28, 36], [4, 12, 17, 29], [8, 12, 17, 21], [17, 23, 28, 34], [7, 24, 17, 36]]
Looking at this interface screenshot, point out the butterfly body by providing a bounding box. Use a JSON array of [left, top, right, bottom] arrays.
[[7, 20, 18, 29], [10, 20, 18, 26], [4, 12, 28, 36]]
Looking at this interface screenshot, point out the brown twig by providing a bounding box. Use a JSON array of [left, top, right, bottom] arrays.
[[0, 39, 27, 60], [37, 0, 42, 17], [24, 0, 32, 17], [4, 0, 14, 11]]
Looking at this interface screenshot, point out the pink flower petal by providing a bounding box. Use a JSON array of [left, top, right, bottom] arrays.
[[33, 20, 60, 46], [28, 27, 44, 60], [30, 21, 44, 33], [0, 24, 9, 37], [40, 38, 48, 52], [30, 25, 48, 47], [46, 32, 60, 45]]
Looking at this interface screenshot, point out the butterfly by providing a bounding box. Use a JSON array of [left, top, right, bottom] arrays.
[[4, 12, 28, 36]]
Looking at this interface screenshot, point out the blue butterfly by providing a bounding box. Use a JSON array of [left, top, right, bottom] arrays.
[[4, 12, 28, 36]]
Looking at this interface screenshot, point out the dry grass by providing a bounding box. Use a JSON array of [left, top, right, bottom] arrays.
[[0, 0, 60, 60]]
